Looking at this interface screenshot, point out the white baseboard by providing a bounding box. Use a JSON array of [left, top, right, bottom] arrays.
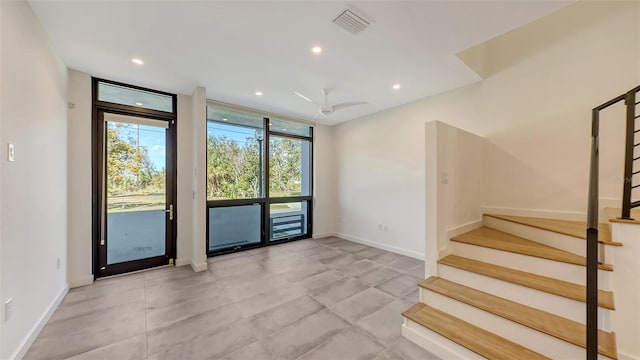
[[619, 351, 640, 360], [481, 205, 587, 221], [68, 275, 94, 289], [334, 232, 424, 260], [438, 247, 451, 260], [10, 285, 68, 360], [190, 260, 207, 272], [175, 258, 191, 267], [439, 219, 483, 260], [312, 232, 335, 239], [446, 219, 483, 239]]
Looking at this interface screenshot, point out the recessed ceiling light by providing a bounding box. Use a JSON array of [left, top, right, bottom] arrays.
[[282, 128, 287, 131], [131, 58, 144, 65], [269, 123, 273, 126], [222, 118, 228, 121], [311, 46, 322, 54], [392, 83, 401, 90], [135, 102, 143, 106], [255, 91, 263, 96]]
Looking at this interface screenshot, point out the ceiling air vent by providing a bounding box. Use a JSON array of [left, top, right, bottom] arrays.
[[333, 9, 370, 35]]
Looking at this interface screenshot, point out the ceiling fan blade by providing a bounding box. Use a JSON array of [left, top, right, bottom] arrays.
[[312, 111, 324, 120], [294, 92, 317, 104], [332, 101, 368, 111]]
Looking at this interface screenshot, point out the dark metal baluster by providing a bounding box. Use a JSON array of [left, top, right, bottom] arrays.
[[621, 91, 637, 219]]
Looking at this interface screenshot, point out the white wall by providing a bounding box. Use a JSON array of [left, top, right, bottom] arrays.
[[425, 121, 486, 276], [1, 1, 69, 358], [610, 222, 640, 360], [334, 106, 426, 259], [332, 0, 639, 258], [176, 94, 194, 266], [312, 124, 336, 238], [67, 70, 93, 288], [191, 87, 207, 272]]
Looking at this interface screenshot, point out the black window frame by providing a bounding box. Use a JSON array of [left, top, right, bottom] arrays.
[[206, 106, 313, 257]]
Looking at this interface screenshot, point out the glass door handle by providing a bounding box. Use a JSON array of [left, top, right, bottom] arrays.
[[165, 204, 174, 220]]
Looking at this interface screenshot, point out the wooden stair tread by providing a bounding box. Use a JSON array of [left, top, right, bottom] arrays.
[[606, 207, 640, 225], [402, 302, 550, 360], [485, 214, 622, 246], [452, 227, 613, 271], [419, 277, 618, 359], [438, 255, 615, 310]]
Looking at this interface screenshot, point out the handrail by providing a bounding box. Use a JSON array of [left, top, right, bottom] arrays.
[[587, 85, 638, 359]]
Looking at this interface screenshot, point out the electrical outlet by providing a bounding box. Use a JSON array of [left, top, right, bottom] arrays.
[[377, 223, 383, 231], [57, 257, 60, 269], [8, 143, 15, 162], [5, 298, 13, 321], [383, 224, 388, 232]]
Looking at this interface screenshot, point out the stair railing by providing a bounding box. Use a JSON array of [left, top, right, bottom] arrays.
[[587, 85, 639, 359]]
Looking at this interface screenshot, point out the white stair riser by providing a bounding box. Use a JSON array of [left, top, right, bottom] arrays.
[[484, 216, 587, 256], [450, 242, 611, 289], [402, 319, 485, 360], [421, 289, 614, 360], [438, 264, 611, 330]]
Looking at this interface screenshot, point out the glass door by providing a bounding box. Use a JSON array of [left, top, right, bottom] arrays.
[[96, 111, 175, 276]]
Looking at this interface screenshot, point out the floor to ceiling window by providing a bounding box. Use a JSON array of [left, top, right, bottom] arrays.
[[206, 103, 313, 255]]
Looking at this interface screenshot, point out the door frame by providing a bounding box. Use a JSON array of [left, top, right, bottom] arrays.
[[91, 78, 177, 278]]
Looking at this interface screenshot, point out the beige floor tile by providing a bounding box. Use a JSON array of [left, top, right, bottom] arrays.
[[146, 291, 233, 330], [66, 334, 147, 360], [297, 327, 384, 360], [330, 287, 396, 323], [309, 278, 369, 306], [297, 269, 346, 290], [250, 295, 324, 336], [220, 340, 276, 360], [355, 267, 401, 287], [146, 303, 244, 356], [264, 309, 350, 360], [148, 319, 256, 360], [49, 287, 145, 323], [388, 337, 441, 360], [337, 259, 381, 277], [26, 238, 428, 360], [376, 274, 421, 298], [356, 299, 413, 346], [25, 302, 146, 359]]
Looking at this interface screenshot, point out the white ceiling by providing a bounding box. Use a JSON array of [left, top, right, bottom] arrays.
[[29, 0, 573, 125]]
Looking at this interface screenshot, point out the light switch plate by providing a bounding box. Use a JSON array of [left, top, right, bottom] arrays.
[[4, 298, 12, 321], [8, 143, 14, 162]]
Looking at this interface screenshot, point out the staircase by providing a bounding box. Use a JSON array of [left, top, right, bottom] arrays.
[[402, 213, 621, 360]]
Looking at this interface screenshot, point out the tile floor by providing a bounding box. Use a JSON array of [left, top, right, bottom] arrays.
[[25, 237, 439, 360]]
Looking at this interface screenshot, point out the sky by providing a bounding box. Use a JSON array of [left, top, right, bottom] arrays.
[[109, 122, 167, 170]]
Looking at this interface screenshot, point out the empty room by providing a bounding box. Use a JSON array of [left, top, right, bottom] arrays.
[[1, 0, 639, 359]]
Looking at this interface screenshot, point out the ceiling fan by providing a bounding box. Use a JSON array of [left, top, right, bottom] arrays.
[[295, 89, 368, 119]]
